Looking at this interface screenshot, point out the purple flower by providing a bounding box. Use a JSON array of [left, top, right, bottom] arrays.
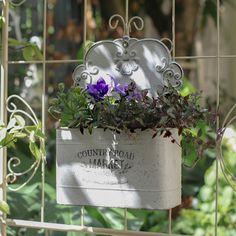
[[110, 76, 129, 96], [127, 90, 142, 101], [87, 78, 109, 101], [115, 83, 129, 96]]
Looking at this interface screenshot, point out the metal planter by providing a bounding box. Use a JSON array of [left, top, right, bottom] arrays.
[[56, 128, 181, 209]]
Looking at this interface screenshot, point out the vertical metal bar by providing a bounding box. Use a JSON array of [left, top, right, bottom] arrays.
[[168, 209, 172, 234], [80, 206, 85, 227], [125, 0, 129, 35], [170, 1, 175, 234], [125, 0, 129, 24], [83, 0, 87, 53], [215, 0, 220, 235], [0, 1, 9, 236], [124, 208, 128, 231], [41, 0, 47, 223], [124, 0, 129, 229], [80, 0, 88, 227], [172, 0, 176, 58]]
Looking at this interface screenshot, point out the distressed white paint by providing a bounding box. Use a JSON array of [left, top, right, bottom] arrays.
[[56, 128, 181, 209]]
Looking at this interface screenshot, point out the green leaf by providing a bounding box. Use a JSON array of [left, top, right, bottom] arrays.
[[32, 44, 43, 60], [0, 200, 10, 214], [9, 126, 24, 134], [8, 38, 23, 46], [199, 186, 212, 202], [14, 132, 27, 138], [25, 125, 37, 133], [0, 133, 15, 148], [23, 46, 35, 61], [33, 128, 45, 139], [14, 115, 25, 127], [58, 83, 65, 92], [85, 207, 112, 228], [25, 124, 45, 142], [29, 142, 41, 160], [88, 125, 93, 134], [204, 165, 216, 187], [7, 118, 16, 130], [221, 186, 233, 208], [29, 131, 36, 143], [0, 127, 7, 143]]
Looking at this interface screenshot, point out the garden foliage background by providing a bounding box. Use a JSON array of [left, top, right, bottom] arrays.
[[1, 0, 236, 235]]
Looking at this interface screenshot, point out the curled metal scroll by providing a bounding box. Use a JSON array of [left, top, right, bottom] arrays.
[[73, 61, 99, 85], [160, 38, 173, 53], [217, 104, 236, 191], [109, 14, 144, 36], [109, 14, 126, 33], [9, 0, 27, 7], [6, 95, 43, 192], [128, 16, 144, 33]]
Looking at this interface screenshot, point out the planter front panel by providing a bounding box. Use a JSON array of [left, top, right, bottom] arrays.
[[56, 128, 181, 209]]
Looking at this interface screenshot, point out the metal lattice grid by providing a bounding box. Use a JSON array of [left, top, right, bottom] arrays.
[[0, 0, 235, 235]]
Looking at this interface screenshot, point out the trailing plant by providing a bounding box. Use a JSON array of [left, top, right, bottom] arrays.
[[49, 76, 214, 161]]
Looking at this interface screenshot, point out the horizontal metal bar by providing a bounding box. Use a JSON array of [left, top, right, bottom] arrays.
[[8, 59, 83, 64], [7, 54, 236, 65], [6, 219, 188, 236], [175, 55, 236, 59]]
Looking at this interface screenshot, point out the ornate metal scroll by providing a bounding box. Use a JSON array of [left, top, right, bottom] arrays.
[[108, 14, 144, 36], [6, 95, 44, 192], [73, 14, 183, 97]]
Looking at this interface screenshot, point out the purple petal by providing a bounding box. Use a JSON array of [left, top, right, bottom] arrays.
[[115, 84, 128, 96], [87, 84, 97, 95], [86, 77, 110, 101], [97, 78, 106, 86]]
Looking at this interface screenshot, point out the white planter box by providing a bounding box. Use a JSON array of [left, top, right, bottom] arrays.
[[56, 128, 181, 209]]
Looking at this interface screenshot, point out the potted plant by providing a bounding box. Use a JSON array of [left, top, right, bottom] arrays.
[[49, 74, 208, 209]]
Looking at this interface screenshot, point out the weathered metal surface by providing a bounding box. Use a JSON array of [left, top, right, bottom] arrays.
[[72, 37, 183, 98], [56, 128, 181, 209]]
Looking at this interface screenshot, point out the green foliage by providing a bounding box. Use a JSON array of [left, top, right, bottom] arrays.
[[180, 78, 196, 96], [0, 115, 45, 215], [49, 81, 207, 132], [76, 40, 94, 61], [201, 0, 217, 28], [0, 115, 45, 159], [7, 177, 169, 235], [0, 200, 10, 215], [48, 84, 93, 130], [7, 38, 43, 61], [173, 126, 236, 236], [201, 0, 235, 29]]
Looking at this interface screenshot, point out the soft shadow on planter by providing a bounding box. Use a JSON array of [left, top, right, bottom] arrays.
[[56, 128, 181, 209]]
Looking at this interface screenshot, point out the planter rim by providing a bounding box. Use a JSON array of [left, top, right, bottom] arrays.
[[57, 127, 180, 134]]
